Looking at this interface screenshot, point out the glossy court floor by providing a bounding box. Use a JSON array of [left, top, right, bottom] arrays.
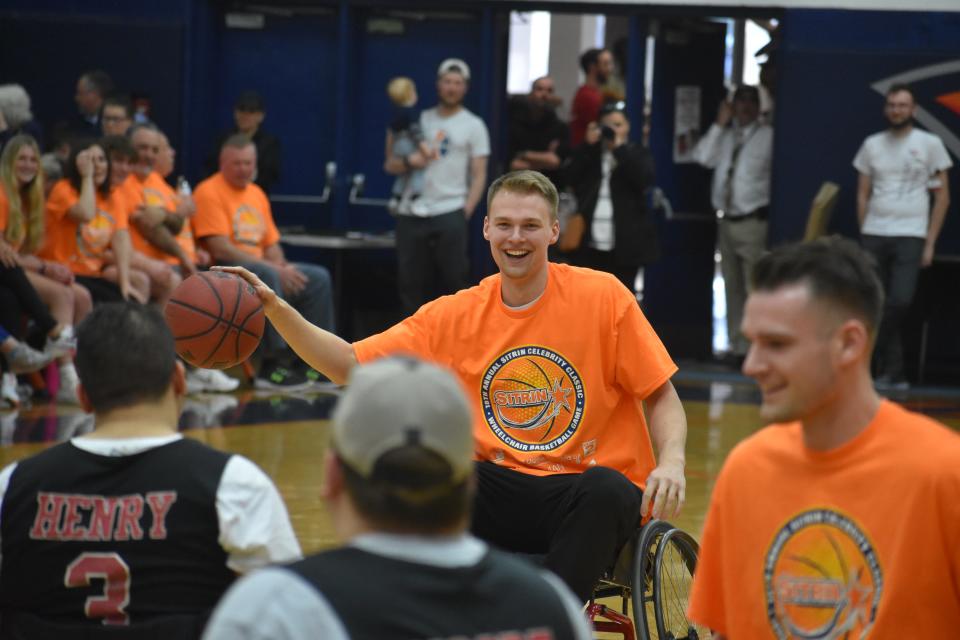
[[3, 363, 959, 555]]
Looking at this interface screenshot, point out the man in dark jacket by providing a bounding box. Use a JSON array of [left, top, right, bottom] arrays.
[[507, 76, 569, 191]]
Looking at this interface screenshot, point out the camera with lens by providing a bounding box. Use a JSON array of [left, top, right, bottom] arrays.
[[600, 125, 616, 141]]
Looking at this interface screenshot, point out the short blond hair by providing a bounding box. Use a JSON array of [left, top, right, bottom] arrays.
[[387, 77, 416, 107], [486, 170, 559, 222]]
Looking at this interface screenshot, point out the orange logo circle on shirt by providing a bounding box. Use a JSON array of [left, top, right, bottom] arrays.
[[764, 508, 882, 639], [78, 208, 116, 258], [480, 346, 584, 452], [142, 187, 167, 208], [232, 205, 264, 248]]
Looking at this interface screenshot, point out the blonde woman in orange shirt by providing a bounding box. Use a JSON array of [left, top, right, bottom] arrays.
[[0, 134, 85, 402]]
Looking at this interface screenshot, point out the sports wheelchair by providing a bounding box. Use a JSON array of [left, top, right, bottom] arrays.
[[587, 519, 707, 640]]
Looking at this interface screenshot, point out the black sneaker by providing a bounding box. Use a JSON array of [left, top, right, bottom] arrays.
[[254, 365, 313, 392]]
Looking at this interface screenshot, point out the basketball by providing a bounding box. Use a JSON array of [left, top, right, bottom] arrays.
[[164, 271, 265, 369]]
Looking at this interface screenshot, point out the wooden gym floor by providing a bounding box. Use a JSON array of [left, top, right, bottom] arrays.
[[3, 362, 959, 555]]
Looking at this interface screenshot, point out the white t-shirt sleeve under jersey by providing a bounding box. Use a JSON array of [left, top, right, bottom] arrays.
[[0, 462, 18, 569], [216, 456, 302, 573], [202, 567, 348, 640]]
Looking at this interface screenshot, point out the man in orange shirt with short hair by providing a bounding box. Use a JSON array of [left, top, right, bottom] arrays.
[[687, 237, 960, 637], [153, 130, 205, 271], [220, 170, 688, 602], [194, 135, 334, 391], [121, 124, 196, 307]]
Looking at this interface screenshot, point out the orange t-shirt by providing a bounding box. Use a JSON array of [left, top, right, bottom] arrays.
[[38, 179, 129, 276], [688, 400, 960, 638], [0, 188, 17, 252], [353, 263, 677, 487], [192, 173, 279, 260], [116, 174, 142, 214], [125, 171, 197, 264]]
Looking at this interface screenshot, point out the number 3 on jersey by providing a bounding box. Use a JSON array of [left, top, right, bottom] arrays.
[[65, 552, 131, 625]]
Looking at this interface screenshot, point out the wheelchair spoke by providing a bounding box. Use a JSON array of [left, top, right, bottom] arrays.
[[652, 530, 712, 640], [661, 540, 687, 631]]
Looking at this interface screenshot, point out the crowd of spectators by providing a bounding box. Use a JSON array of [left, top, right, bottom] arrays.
[[0, 70, 332, 408]]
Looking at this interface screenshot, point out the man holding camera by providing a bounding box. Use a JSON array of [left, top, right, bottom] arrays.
[[691, 85, 773, 364]]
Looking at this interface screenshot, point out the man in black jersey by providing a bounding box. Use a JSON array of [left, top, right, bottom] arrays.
[[203, 356, 592, 640], [0, 303, 300, 639]]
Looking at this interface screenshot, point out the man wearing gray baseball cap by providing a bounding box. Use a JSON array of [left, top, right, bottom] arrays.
[[383, 57, 490, 316], [203, 356, 591, 640]]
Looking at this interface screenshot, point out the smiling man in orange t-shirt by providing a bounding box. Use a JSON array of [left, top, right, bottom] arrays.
[[687, 237, 960, 638], [219, 170, 688, 603], [193, 135, 334, 391]]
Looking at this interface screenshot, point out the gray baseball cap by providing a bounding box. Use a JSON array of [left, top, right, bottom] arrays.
[[437, 58, 471, 81], [332, 356, 474, 485]]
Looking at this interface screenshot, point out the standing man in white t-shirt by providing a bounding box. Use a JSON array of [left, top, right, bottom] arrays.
[[384, 58, 490, 314], [853, 83, 952, 388]]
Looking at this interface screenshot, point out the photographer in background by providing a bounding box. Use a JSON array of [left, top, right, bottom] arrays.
[[561, 101, 658, 297]]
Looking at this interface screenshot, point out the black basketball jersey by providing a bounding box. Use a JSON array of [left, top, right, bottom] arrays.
[[289, 546, 578, 640], [0, 438, 235, 635]]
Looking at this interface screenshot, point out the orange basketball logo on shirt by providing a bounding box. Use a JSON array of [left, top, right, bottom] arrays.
[[480, 346, 584, 452], [764, 508, 882, 639], [142, 187, 168, 209], [232, 205, 265, 248], [77, 208, 116, 259]]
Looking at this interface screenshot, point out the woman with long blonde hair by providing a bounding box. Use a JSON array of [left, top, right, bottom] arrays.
[[1, 134, 88, 403]]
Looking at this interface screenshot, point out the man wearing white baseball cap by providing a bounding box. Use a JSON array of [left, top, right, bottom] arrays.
[[384, 58, 490, 315], [203, 356, 591, 640]]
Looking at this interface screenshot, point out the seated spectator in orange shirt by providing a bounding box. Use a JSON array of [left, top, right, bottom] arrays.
[[1, 134, 87, 403], [39, 140, 148, 304], [115, 124, 194, 307], [155, 130, 209, 270], [193, 135, 334, 391], [100, 134, 139, 210]]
